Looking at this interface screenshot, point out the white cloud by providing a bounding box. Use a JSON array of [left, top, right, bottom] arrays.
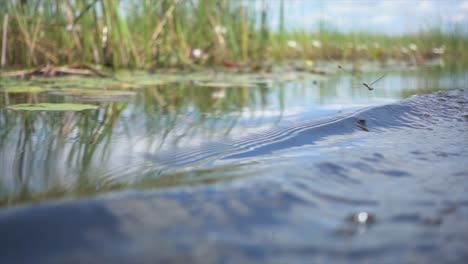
[[461, 1, 468, 11], [264, 0, 466, 35], [378, 0, 404, 9], [328, 5, 370, 15], [418, 0, 434, 11], [372, 15, 393, 25], [452, 13, 467, 23], [301, 12, 334, 26]]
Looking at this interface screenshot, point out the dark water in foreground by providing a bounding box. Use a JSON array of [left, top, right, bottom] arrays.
[[0, 67, 467, 263]]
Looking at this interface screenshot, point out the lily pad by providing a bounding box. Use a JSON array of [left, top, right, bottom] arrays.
[[46, 88, 135, 103], [1, 86, 51, 93], [33, 76, 125, 90], [194, 81, 258, 88], [128, 78, 175, 86], [8, 103, 98, 111], [47, 88, 104, 96], [48, 88, 134, 96], [108, 83, 142, 89]]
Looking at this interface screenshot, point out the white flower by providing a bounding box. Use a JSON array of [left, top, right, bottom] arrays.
[[102, 26, 109, 48], [287, 40, 298, 48], [409, 43, 418, 51], [192, 49, 202, 58], [312, 40, 322, 48], [356, 44, 368, 51], [214, 26, 227, 35], [432, 45, 445, 55], [211, 90, 226, 99], [287, 40, 303, 51]]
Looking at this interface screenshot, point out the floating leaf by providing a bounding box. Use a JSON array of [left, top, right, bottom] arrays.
[[109, 83, 142, 89], [47, 88, 105, 96], [8, 103, 98, 111], [194, 81, 258, 88], [48, 88, 134, 96], [46, 88, 135, 103], [1, 86, 51, 93]]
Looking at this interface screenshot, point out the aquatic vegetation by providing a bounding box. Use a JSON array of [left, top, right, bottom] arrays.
[[48, 88, 135, 102], [8, 103, 98, 111], [1, 85, 50, 93], [0, 1, 466, 70], [194, 81, 258, 89]]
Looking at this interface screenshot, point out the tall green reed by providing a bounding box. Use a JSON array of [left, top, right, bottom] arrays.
[[0, 0, 466, 69]]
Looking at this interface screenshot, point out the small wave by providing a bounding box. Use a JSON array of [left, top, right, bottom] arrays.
[[93, 89, 467, 186], [144, 90, 465, 171]]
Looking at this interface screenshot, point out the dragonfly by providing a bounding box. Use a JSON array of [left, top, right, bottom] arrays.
[[362, 73, 386, 91], [336, 63, 385, 90]]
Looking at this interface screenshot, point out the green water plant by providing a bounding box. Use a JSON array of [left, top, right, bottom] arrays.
[[1, 86, 50, 93], [8, 103, 98, 111], [0, 0, 466, 69]]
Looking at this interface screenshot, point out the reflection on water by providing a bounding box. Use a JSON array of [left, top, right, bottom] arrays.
[[0, 88, 467, 263], [0, 67, 466, 205]]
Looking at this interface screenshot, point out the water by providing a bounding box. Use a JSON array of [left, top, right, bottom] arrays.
[[0, 66, 467, 263]]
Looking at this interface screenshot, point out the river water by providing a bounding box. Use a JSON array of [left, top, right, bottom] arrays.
[[0, 66, 467, 263]]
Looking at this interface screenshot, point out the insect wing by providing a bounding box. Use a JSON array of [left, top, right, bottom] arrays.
[[369, 73, 386, 86]]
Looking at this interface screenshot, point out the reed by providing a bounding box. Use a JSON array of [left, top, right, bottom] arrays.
[[0, 0, 466, 69]]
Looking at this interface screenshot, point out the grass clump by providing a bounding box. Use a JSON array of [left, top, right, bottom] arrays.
[[0, 0, 466, 70]]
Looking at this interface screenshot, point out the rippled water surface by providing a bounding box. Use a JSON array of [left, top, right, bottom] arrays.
[[0, 66, 467, 263]]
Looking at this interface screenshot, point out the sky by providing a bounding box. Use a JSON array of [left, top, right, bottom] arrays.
[[257, 0, 468, 35]]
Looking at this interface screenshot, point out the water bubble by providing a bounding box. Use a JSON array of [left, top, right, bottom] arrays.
[[357, 212, 369, 223], [347, 211, 376, 225]]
